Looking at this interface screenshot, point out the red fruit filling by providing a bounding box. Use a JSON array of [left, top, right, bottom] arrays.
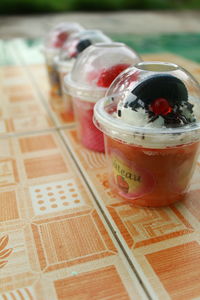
[[52, 32, 69, 48], [150, 98, 172, 116], [97, 63, 130, 88], [57, 32, 68, 42]]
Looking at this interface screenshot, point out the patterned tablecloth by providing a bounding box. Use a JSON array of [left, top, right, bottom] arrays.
[[0, 38, 200, 300]]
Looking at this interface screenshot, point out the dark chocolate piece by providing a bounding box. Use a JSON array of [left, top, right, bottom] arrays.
[[131, 74, 188, 106], [76, 39, 92, 53]]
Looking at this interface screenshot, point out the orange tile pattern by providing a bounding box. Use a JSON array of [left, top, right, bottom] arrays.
[[0, 191, 19, 222], [19, 134, 57, 152], [146, 241, 200, 300], [0, 235, 13, 269], [108, 204, 194, 249], [0, 65, 54, 135], [24, 154, 68, 179], [54, 265, 130, 300], [0, 40, 200, 300], [9, 92, 35, 103], [32, 211, 116, 272], [0, 132, 142, 299], [0, 159, 19, 187]]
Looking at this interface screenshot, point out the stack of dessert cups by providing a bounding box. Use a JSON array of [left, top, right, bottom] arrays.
[[55, 30, 112, 117], [43, 22, 84, 97], [64, 42, 141, 152], [93, 61, 200, 207]]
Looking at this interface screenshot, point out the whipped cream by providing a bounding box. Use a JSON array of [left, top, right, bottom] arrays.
[[106, 95, 200, 148], [116, 92, 196, 129]]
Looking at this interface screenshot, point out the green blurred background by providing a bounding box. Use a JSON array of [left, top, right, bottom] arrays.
[[1, 0, 200, 14]]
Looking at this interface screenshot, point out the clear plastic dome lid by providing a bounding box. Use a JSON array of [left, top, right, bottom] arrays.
[[44, 22, 84, 50], [94, 61, 200, 148], [58, 30, 112, 62], [64, 42, 141, 102]]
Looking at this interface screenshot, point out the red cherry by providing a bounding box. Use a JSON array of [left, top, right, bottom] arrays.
[[97, 63, 130, 88], [150, 98, 172, 116], [57, 32, 68, 42]]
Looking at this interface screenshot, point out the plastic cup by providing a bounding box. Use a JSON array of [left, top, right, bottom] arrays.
[[94, 61, 200, 206], [56, 30, 111, 116], [73, 97, 105, 151], [64, 42, 141, 152], [56, 60, 74, 117], [43, 22, 84, 97]]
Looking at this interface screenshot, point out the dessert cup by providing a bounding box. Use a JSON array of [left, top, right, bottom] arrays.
[[43, 22, 84, 97], [73, 97, 105, 151], [64, 42, 141, 152], [94, 61, 200, 206], [56, 30, 111, 116]]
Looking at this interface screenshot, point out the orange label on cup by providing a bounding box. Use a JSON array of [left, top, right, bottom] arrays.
[[111, 150, 155, 199]]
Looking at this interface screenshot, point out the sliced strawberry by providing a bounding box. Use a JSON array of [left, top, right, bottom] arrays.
[[97, 63, 130, 88]]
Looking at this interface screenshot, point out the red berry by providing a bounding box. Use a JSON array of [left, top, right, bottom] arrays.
[[97, 64, 130, 88], [150, 98, 172, 116], [57, 32, 68, 42], [52, 32, 69, 48]]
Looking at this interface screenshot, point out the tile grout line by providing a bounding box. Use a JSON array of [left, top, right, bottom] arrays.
[[0, 124, 75, 140], [0, 127, 57, 139], [57, 129, 155, 300]]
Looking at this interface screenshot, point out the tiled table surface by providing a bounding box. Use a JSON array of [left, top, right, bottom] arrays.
[[0, 39, 200, 300]]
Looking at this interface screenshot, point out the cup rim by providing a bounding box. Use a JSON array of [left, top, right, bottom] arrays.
[[135, 61, 179, 72], [64, 73, 107, 102]]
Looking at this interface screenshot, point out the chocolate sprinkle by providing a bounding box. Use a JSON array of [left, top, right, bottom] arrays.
[[118, 110, 121, 117]]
